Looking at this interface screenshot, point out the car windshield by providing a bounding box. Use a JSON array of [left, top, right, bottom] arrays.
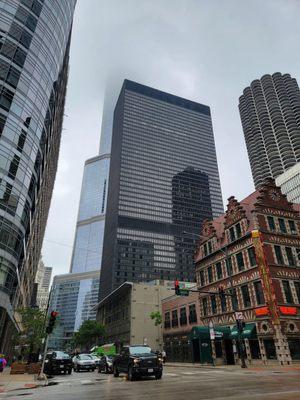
[[90, 355, 98, 360], [79, 355, 92, 360], [54, 352, 70, 359], [129, 346, 152, 355]]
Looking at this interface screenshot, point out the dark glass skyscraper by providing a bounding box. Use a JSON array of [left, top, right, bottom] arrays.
[[0, 1, 76, 349], [99, 80, 223, 299]]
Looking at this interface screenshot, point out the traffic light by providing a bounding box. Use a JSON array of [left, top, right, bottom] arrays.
[[236, 319, 245, 333], [174, 280, 189, 296], [46, 311, 59, 334], [174, 279, 180, 295]]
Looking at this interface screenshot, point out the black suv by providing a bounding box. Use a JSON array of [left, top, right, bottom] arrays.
[[43, 351, 73, 375], [113, 345, 163, 381]]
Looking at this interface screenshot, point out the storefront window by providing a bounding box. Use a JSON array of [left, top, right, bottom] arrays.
[[288, 339, 300, 360], [264, 339, 277, 359], [249, 339, 261, 359]]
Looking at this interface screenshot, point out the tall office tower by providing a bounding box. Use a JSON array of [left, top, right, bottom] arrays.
[[0, 1, 77, 349], [34, 258, 52, 310], [48, 271, 99, 350], [70, 154, 109, 273], [239, 72, 300, 189], [99, 80, 224, 299]]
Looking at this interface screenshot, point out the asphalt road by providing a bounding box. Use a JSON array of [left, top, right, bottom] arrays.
[[2, 366, 300, 400]]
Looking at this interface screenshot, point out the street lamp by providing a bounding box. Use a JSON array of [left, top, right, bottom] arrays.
[[182, 230, 247, 368]]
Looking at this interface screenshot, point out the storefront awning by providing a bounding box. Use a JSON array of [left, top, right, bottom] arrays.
[[230, 323, 257, 339], [189, 326, 210, 340], [214, 326, 231, 339], [189, 326, 231, 340]]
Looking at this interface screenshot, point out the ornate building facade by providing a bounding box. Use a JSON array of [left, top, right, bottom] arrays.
[[195, 179, 300, 365]]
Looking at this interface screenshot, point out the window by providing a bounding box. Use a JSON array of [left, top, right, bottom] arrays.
[[220, 292, 227, 312], [189, 304, 197, 323], [267, 216, 275, 231], [229, 227, 235, 242], [288, 220, 297, 234], [199, 270, 205, 286], [254, 281, 265, 305], [278, 218, 287, 233], [282, 281, 294, 304], [171, 309, 178, 327], [236, 252, 245, 271], [164, 312, 170, 328], [226, 257, 233, 276], [294, 281, 300, 304], [231, 288, 238, 310], [285, 247, 295, 266], [180, 307, 187, 325], [211, 295, 217, 314], [274, 246, 284, 264], [241, 285, 251, 308], [247, 247, 257, 267], [207, 266, 213, 283], [236, 223, 242, 238], [202, 298, 208, 316], [208, 241, 212, 254], [204, 243, 208, 256], [216, 262, 222, 280]]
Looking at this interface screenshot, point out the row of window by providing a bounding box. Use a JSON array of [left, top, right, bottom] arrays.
[[267, 216, 297, 235], [164, 304, 197, 329], [198, 246, 257, 286]]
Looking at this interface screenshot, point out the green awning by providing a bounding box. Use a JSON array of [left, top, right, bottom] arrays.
[[230, 323, 257, 339], [189, 326, 210, 340], [189, 326, 231, 340], [214, 326, 231, 339]]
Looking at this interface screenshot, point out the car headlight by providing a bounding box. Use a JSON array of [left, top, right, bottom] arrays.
[[107, 361, 112, 366], [133, 358, 140, 364], [45, 360, 49, 363], [158, 357, 163, 363]]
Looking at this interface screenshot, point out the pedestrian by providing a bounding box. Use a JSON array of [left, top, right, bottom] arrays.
[[0, 354, 7, 373], [161, 349, 166, 364]]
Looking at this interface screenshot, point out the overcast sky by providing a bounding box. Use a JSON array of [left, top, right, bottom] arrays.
[[42, 0, 300, 279]]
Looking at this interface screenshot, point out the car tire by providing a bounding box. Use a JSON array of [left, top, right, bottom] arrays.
[[128, 366, 136, 381], [68, 369, 72, 375], [105, 365, 109, 374], [113, 365, 119, 377], [155, 373, 162, 380]]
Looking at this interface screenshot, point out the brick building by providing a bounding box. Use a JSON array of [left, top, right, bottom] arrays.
[[162, 285, 201, 362], [194, 179, 300, 365]]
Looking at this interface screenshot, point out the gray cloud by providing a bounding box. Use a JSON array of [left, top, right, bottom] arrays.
[[42, 0, 300, 277]]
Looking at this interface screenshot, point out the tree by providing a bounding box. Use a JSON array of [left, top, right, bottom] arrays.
[[150, 311, 162, 326], [73, 320, 105, 351], [12, 308, 46, 360]]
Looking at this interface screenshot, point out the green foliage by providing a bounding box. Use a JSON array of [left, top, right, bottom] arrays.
[[12, 308, 46, 356], [73, 320, 105, 350], [150, 311, 162, 326]]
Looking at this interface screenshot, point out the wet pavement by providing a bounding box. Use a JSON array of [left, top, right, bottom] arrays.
[[1, 365, 300, 400]]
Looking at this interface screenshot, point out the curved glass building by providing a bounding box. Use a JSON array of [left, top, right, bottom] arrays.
[[239, 73, 300, 188], [0, 0, 76, 348]]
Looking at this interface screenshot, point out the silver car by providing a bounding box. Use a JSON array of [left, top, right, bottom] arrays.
[[73, 354, 96, 372]]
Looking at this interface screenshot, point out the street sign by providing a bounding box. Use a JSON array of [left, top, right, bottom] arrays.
[[235, 312, 244, 320]]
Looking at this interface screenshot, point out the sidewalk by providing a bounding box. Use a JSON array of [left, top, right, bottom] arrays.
[[0, 368, 39, 393], [166, 362, 300, 372]]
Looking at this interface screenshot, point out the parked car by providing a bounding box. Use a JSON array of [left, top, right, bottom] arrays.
[[43, 351, 73, 375], [73, 354, 96, 372], [98, 355, 114, 374], [113, 345, 163, 381], [89, 354, 100, 367]]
